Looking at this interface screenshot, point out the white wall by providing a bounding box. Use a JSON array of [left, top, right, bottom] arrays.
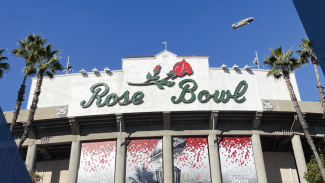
[[27, 50, 301, 117]]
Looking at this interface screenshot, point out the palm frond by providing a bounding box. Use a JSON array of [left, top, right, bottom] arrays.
[[0, 49, 7, 55], [50, 61, 63, 72], [264, 46, 301, 78], [264, 55, 277, 68], [44, 71, 54, 79], [11, 34, 48, 75], [0, 56, 8, 61], [267, 67, 282, 79], [285, 49, 294, 59], [0, 62, 10, 69], [36, 44, 63, 77], [271, 47, 284, 59], [297, 38, 319, 66], [0, 62, 9, 78], [25, 67, 37, 76], [297, 50, 310, 65], [0, 49, 8, 61], [289, 58, 301, 70]]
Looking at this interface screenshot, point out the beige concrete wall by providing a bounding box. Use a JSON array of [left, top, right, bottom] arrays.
[[262, 99, 322, 113], [263, 151, 299, 183], [35, 159, 69, 183]]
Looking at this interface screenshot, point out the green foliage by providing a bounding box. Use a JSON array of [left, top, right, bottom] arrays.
[[37, 43, 63, 78], [12, 34, 63, 78], [0, 48, 9, 78], [11, 34, 47, 76], [18, 35, 63, 148], [263, 46, 302, 79], [305, 153, 325, 183], [296, 38, 318, 65]]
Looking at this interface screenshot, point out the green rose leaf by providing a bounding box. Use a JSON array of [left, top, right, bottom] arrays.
[[155, 82, 164, 89], [166, 81, 174, 87], [160, 79, 167, 84], [151, 75, 159, 80], [167, 70, 174, 76], [171, 73, 177, 79], [146, 72, 152, 80]]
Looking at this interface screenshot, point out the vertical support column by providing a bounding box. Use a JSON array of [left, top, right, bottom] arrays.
[[163, 135, 173, 183], [67, 135, 81, 183], [163, 111, 171, 130], [292, 134, 307, 183], [115, 136, 126, 183], [208, 135, 222, 183], [251, 134, 268, 183], [25, 141, 37, 172]]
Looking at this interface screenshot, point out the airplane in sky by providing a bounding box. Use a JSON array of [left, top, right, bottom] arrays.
[[231, 17, 254, 30]]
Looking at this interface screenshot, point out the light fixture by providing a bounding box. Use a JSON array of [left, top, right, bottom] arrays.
[[221, 64, 227, 69], [244, 65, 251, 70], [92, 68, 99, 73], [233, 64, 239, 69], [104, 67, 110, 72], [79, 68, 86, 74]]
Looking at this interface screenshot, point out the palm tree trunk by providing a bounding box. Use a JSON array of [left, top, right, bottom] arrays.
[[10, 74, 27, 133], [18, 70, 44, 149], [283, 73, 325, 181], [312, 60, 325, 118]]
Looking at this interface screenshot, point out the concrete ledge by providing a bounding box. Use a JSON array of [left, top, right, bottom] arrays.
[[262, 100, 322, 113], [16, 130, 323, 148], [4, 105, 68, 123]]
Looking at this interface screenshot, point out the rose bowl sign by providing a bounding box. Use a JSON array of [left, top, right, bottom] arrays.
[[80, 59, 248, 108]]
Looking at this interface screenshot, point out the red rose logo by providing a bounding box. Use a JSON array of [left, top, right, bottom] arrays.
[[127, 60, 194, 89], [153, 65, 161, 74], [173, 59, 193, 76], [196, 174, 200, 180]]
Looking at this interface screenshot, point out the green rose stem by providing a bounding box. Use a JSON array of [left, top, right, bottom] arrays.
[[127, 75, 173, 86]]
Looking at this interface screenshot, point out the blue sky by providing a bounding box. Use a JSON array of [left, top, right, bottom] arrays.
[[0, 0, 323, 112]]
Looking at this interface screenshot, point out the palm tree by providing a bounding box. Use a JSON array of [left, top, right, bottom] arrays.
[[0, 48, 9, 78], [10, 35, 46, 133], [18, 43, 63, 148], [264, 46, 325, 181], [297, 38, 325, 118]]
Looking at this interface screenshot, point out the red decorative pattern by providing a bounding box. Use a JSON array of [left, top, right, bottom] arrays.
[[126, 139, 161, 171], [218, 137, 252, 167], [80, 141, 116, 172], [174, 137, 208, 169]]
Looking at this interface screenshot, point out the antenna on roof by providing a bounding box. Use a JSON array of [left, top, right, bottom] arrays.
[[63, 55, 74, 74], [251, 51, 262, 69], [162, 42, 167, 50]]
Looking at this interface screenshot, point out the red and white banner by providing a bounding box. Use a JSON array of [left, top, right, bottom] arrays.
[[173, 137, 211, 183], [126, 138, 163, 183], [218, 137, 257, 183], [77, 141, 116, 183]]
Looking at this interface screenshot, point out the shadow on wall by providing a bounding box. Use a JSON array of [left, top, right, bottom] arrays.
[[35, 159, 69, 183], [127, 167, 156, 183]]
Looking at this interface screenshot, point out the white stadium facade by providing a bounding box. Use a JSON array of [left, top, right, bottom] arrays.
[[4, 50, 325, 183]]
